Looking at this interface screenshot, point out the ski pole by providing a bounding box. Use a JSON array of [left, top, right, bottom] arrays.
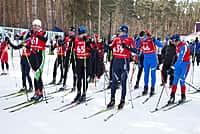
[[153, 63, 167, 110], [172, 70, 200, 91], [125, 58, 134, 109], [153, 83, 165, 111], [103, 70, 107, 106], [43, 86, 48, 103], [84, 56, 87, 106]]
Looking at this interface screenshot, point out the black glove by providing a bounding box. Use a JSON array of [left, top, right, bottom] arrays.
[[58, 39, 65, 46], [82, 36, 87, 41], [5, 37, 10, 43], [122, 42, 129, 49], [86, 40, 92, 49]]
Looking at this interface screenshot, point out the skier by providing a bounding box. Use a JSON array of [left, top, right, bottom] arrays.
[[23, 19, 48, 101], [134, 35, 144, 89], [106, 34, 117, 89], [161, 37, 176, 87], [9, 32, 33, 92], [59, 26, 77, 91], [88, 34, 99, 83], [95, 35, 105, 79], [106, 25, 136, 109], [194, 37, 200, 66], [139, 30, 163, 96], [49, 35, 65, 85], [156, 36, 163, 69], [168, 34, 190, 104], [0, 37, 9, 74], [73, 26, 92, 103]]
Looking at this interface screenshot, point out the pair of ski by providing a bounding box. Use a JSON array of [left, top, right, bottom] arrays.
[[0, 90, 31, 100], [150, 99, 192, 113], [128, 94, 154, 104], [3, 96, 53, 113], [0, 72, 8, 76], [83, 106, 122, 122], [53, 97, 93, 112], [93, 88, 110, 94]]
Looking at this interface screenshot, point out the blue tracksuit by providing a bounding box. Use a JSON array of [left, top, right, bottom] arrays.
[[142, 39, 163, 89]]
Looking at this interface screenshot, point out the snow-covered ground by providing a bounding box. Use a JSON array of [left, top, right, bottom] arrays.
[[1, 51, 200, 134]]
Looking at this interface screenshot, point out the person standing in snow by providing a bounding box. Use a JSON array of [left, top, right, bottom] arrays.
[[60, 26, 77, 91], [22, 19, 48, 101], [106, 25, 136, 109], [9, 32, 33, 92], [0, 37, 9, 74], [194, 37, 200, 66], [72, 26, 92, 103], [139, 30, 163, 96], [49, 35, 65, 85], [168, 34, 190, 104], [161, 37, 176, 87], [133, 35, 144, 89]]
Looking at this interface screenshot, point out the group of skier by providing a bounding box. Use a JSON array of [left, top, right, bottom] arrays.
[[1, 18, 195, 109]]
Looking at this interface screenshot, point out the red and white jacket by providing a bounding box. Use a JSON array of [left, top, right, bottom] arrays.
[[176, 41, 190, 62], [111, 36, 135, 59], [27, 30, 47, 52], [140, 37, 156, 54], [74, 37, 91, 59]]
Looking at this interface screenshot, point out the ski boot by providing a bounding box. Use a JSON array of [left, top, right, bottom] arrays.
[[142, 86, 148, 96], [118, 99, 125, 110], [73, 92, 81, 103], [134, 83, 139, 89], [49, 79, 56, 85], [31, 90, 43, 101], [59, 85, 66, 92], [107, 97, 115, 109], [56, 79, 62, 85], [79, 93, 86, 103], [19, 87, 27, 92], [27, 87, 33, 93], [168, 92, 175, 104], [71, 86, 76, 92], [150, 87, 155, 97], [178, 94, 186, 104]]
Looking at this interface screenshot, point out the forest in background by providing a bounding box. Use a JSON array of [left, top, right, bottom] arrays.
[[0, 0, 200, 38]]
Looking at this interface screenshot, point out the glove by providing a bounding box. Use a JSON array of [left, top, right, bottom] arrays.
[[82, 36, 87, 41], [122, 42, 129, 49]]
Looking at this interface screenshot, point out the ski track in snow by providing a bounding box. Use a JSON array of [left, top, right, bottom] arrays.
[[0, 51, 200, 134]]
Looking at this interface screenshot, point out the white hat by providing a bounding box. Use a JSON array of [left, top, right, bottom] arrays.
[[32, 19, 42, 27]]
